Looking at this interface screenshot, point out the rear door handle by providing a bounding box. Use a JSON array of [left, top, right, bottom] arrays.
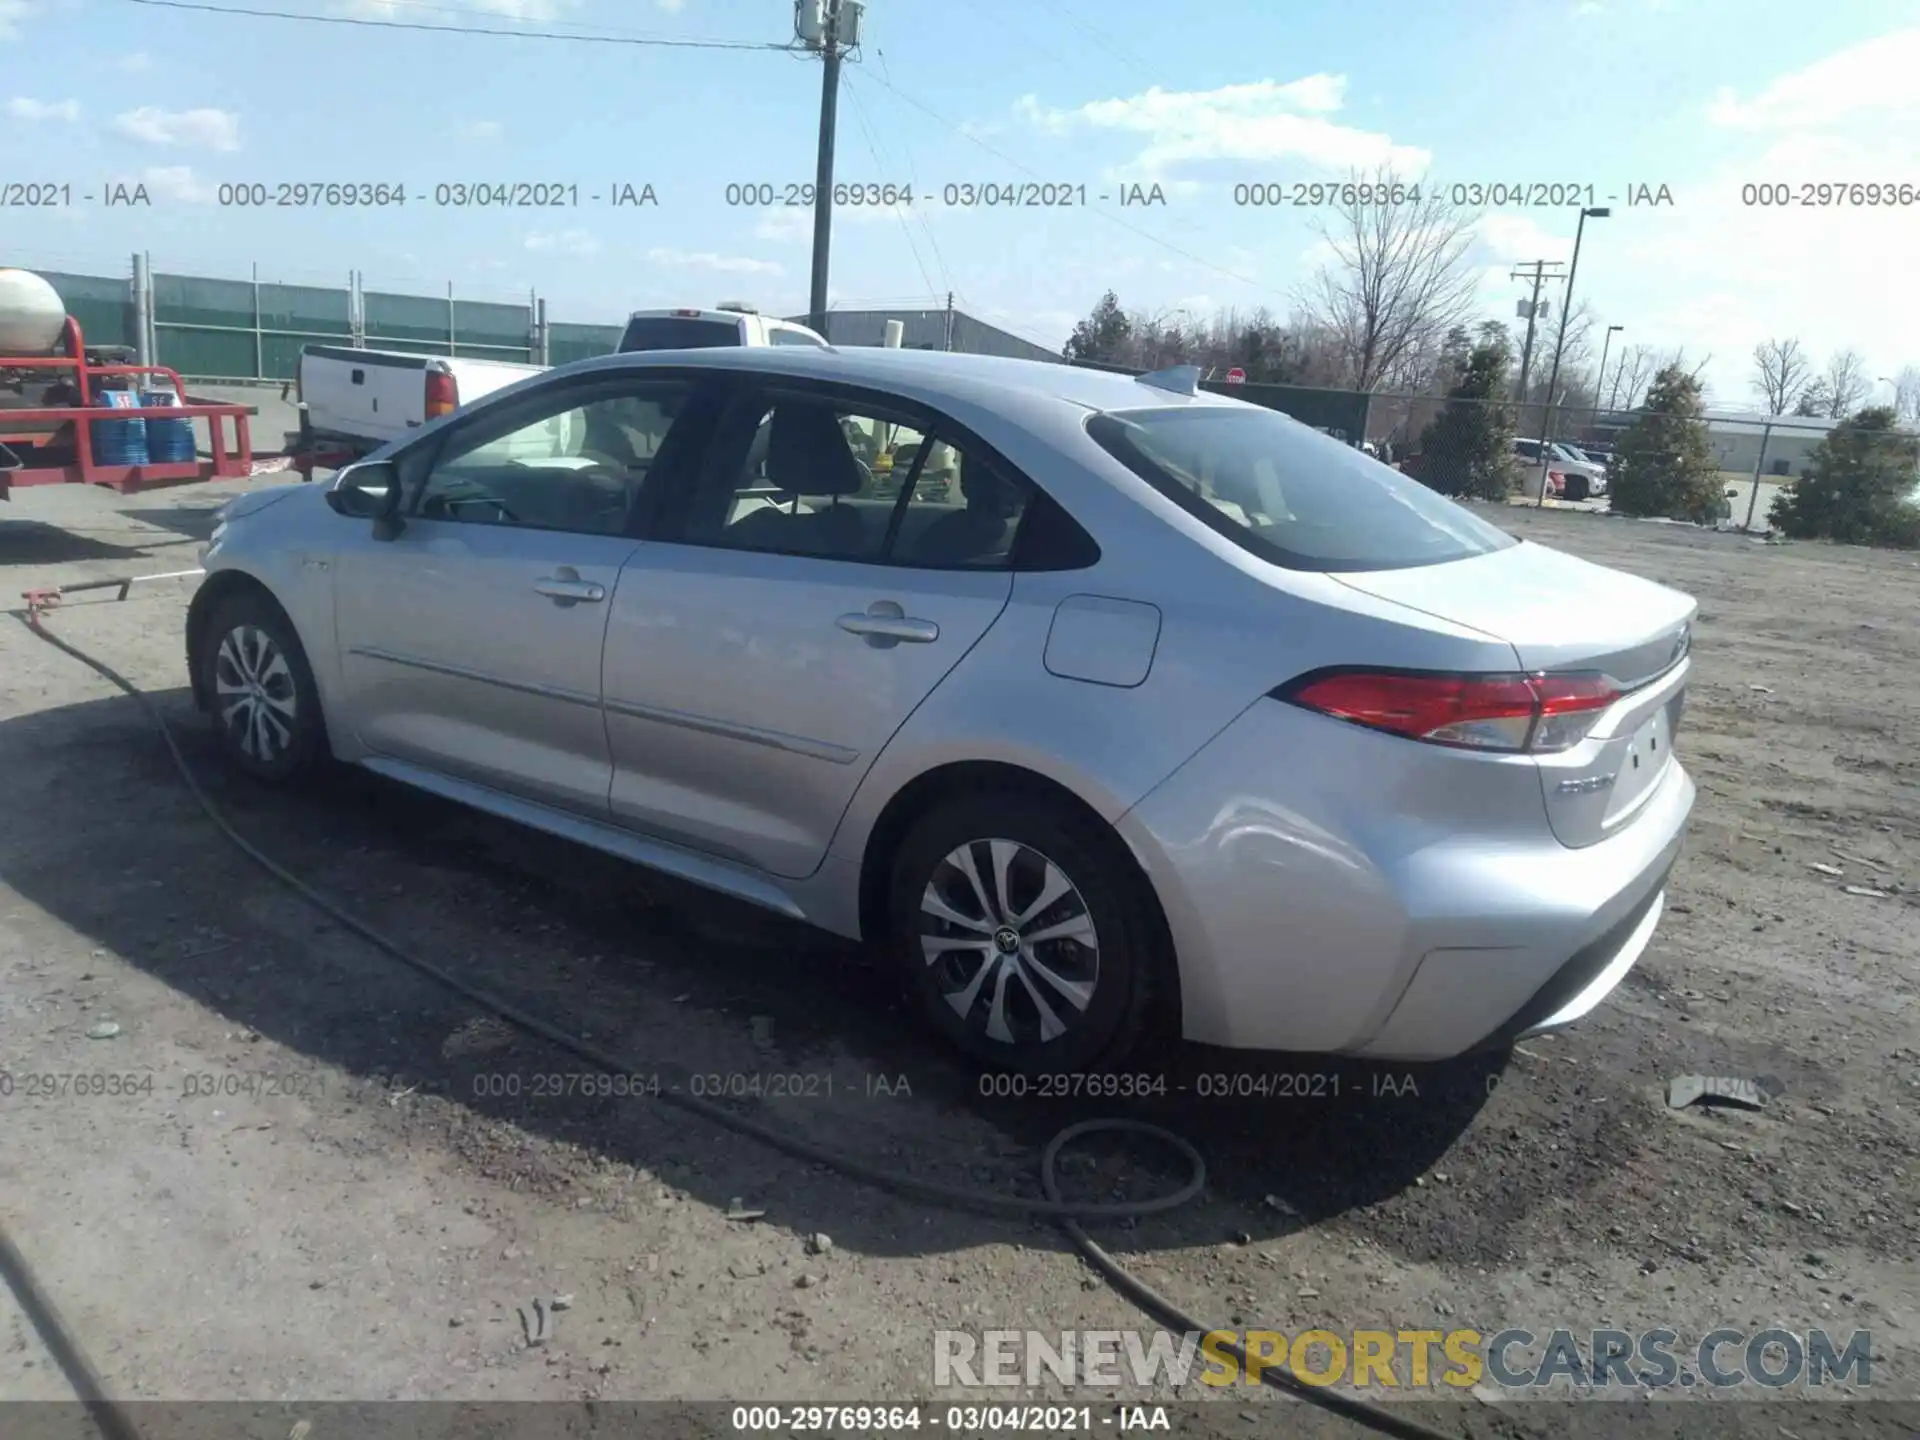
[[837, 603, 938, 645], [534, 577, 606, 604]]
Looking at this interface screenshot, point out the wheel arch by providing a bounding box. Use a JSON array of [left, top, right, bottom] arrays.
[[853, 758, 1182, 1035], [186, 569, 303, 712]]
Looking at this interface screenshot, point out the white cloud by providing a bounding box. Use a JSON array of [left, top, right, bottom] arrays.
[[113, 106, 241, 151], [1707, 27, 1920, 132], [450, 118, 504, 141], [137, 166, 216, 203], [341, 0, 581, 18], [7, 96, 80, 122], [1554, 28, 1920, 401], [1016, 76, 1428, 178], [645, 246, 782, 276], [656, 0, 685, 10], [0, 0, 32, 41], [753, 208, 814, 243], [525, 229, 601, 256]]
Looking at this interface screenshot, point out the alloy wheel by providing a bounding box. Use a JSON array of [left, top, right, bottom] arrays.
[[213, 624, 299, 764], [918, 839, 1100, 1048]]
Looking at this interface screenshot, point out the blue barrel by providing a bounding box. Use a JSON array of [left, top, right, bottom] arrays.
[[90, 390, 150, 467], [141, 390, 197, 463]]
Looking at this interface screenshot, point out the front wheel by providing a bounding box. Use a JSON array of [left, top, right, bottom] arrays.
[[196, 590, 327, 784], [887, 792, 1164, 1074]]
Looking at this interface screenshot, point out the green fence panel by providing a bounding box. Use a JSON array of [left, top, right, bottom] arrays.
[[157, 328, 257, 379], [453, 299, 531, 353], [38, 271, 131, 348], [364, 290, 453, 346], [1204, 381, 1372, 443], [549, 322, 622, 366], [154, 273, 253, 330], [259, 282, 351, 338]]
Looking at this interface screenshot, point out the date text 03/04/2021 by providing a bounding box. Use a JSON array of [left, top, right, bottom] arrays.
[[466, 1071, 913, 1101], [0, 181, 661, 209], [727, 1403, 1171, 1433], [973, 1069, 1444, 1101], [0, 1070, 328, 1102]]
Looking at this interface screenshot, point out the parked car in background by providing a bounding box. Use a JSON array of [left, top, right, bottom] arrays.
[[1513, 437, 1608, 500], [1555, 442, 1610, 494], [289, 346, 546, 476], [191, 348, 1695, 1073]]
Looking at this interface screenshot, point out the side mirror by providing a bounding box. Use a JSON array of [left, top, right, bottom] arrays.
[[326, 460, 404, 538]]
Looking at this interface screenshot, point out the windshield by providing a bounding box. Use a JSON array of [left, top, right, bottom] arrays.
[[768, 325, 829, 348], [1088, 405, 1516, 572], [1554, 443, 1593, 463]]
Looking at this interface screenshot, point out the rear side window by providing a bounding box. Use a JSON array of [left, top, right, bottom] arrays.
[[1088, 406, 1516, 572], [618, 317, 741, 352]]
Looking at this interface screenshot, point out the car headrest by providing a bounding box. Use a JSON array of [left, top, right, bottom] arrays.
[[767, 406, 867, 497]]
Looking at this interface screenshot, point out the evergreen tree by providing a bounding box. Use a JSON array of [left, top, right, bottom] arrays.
[[1608, 366, 1723, 520], [1413, 337, 1515, 499], [1063, 291, 1133, 365], [1770, 406, 1920, 548]]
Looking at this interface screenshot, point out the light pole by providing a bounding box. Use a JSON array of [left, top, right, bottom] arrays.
[[1597, 323, 1624, 418], [1536, 205, 1610, 505]]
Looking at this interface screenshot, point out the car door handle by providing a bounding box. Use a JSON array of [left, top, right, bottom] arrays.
[[837, 611, 939, 644], [534, 578, 606, 603]]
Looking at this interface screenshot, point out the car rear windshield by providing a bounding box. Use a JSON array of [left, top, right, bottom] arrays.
[[1087, 405, 1517, 572], [617, 317, 742, 352]]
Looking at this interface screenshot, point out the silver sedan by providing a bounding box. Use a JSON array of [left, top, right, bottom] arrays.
[[190, 347, 1695, 1072]]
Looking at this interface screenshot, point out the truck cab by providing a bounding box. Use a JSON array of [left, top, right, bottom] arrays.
[[617, 304, 829, 353]]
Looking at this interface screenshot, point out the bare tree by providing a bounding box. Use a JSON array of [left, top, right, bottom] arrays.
[[1607, 344, 1661, 410], [1893, 365, 1920, 426], [1295, 165, 1481, 392], [1819, 348, 1872, 418], [1751, 337, 1811, 416]]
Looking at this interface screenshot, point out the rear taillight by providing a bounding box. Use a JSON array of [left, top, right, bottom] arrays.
[[425, 369, 457, 420], [1277, 670, 1621, 753]]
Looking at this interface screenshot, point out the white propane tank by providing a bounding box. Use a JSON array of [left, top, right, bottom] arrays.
[[0, 268, 68, 355]]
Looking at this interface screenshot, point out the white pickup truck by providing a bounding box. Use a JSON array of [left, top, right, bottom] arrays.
[[289, 346, 542, 476], [288, 304, 829, 477]]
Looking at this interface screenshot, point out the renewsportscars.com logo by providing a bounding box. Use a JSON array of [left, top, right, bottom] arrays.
[[933, 1327, 1875, 1391]]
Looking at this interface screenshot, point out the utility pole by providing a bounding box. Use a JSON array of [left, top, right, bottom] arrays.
[[800, 0, 861, 337], [1509, 260, 1563, 407], [943, 291, 954, 351], [1535, 205, 1610, 507]]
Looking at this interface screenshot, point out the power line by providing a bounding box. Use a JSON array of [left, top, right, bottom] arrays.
[[862, 54, 960, 302], [856, 69, 1285, 303], [839, 78, 943, 306], [117, 0, 791, 50]]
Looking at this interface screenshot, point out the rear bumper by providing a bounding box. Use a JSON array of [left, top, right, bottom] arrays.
[[1115, 698, 1695, 1059]]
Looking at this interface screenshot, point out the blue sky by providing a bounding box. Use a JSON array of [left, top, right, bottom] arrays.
[[4, 0, 1918, 405]]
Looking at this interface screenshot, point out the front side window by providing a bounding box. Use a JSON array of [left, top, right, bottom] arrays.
[[1088, 405, 1516, 572], [679, 393, 1033, 568], [415, 379, 700, 536]]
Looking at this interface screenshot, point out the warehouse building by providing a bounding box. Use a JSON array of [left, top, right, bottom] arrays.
[[788, 307, 1060, 362]]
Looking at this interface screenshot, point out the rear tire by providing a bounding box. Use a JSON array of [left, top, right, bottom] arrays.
[[195, 590, 327, 785], [886, 791, 1164, 1074]]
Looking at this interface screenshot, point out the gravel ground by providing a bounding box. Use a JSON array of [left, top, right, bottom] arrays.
[[1, 481, 1916, 1437]]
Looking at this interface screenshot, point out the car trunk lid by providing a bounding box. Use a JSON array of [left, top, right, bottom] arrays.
[[1331, 540, 1695, 848]]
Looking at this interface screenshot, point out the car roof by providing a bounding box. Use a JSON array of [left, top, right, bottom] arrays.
[[552, 345, 1244, 416]]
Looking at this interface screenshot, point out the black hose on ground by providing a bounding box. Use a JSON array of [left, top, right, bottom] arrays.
[[15, 601, 1483, 1440]]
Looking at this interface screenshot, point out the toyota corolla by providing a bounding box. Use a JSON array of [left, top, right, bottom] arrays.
[[189, 347, 1695, 1072]]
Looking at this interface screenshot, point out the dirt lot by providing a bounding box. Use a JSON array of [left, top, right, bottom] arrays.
[[1, 481, 1916, 1437]]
